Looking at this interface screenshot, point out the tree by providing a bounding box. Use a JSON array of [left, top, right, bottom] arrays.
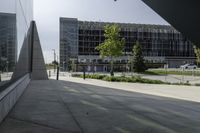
[[52, 60, 58, 65], [132, 41, 146, 73], [96, 24, 125, 76], [193, 45, 200, 66]]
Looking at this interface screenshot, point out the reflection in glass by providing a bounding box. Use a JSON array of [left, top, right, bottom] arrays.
[[0, 0, 33, 89]]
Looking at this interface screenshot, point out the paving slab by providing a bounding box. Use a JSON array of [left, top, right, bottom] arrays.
[[0, 79, 200, 133], [57, 75, 200, 103]]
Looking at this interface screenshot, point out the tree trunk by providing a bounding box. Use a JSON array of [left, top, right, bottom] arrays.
[[110, 56, 114, 76], [130, 57, 133, 76]]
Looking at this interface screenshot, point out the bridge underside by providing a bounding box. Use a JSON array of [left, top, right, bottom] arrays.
[[142, 0, 200, 46]]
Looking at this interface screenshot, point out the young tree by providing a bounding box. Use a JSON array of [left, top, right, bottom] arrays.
[[194, 45, 200, 66], [52, 60, 58, 65], [132, 41, 146, 73], [96, 24, 125, 76]]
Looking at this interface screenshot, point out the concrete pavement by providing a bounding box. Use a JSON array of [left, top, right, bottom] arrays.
[[56, 75, 200, 103], [142, 74, 200, 84], [48, 70, 200, 84], [0, 79, 200, 132]]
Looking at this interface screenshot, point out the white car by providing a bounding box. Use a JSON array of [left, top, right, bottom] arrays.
[[180, 64, 197, 69]]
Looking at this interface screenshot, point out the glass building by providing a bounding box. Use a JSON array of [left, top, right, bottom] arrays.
[[0, 13, 16, 72], [0, 0, 33, 88], [60, 18, 195, 71]]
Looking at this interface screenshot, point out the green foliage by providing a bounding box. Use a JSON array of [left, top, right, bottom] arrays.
[[194, 45, 200, 63], [71, 74, 195, 86], [171, 82, 191, 86], [96, 24, 125, 58], [46, 64, 54, 70], [101, 75, 166, 84], [195, 83, 200, 86], [52, 60, 58, 65], [72, 74, 166, 84], [72, 74, 106, 80], [96, 24, 125, 76], [71, 74, 82, 77], [131, 41, 146, 73], [85, 74, 106, 79], [67, 60, 72, 71], [102, 76, 121, 82], [145, 69, 200, 76]]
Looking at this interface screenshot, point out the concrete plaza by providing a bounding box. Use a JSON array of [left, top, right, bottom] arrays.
[[0, 78, 200, 132]]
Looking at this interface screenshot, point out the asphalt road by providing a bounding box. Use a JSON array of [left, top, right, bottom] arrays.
[[0, 79, 200, 133]]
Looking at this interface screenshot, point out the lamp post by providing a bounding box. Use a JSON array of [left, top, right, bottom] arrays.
[[52, 49, 56, 73], [56, 55, 59, 80]]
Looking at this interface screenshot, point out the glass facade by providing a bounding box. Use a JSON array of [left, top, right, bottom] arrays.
[[60, 18, 78, 68], [0, 0, 33, 89], [77, 21, 194, 58], [60, 18, 195, 71]]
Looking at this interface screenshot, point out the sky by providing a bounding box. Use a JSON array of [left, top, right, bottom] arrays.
[[34, 0, 169, 63], [0, 0, 15, 13]]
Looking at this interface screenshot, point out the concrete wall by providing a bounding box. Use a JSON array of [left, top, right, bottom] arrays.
[[0, 74, 30, 123]]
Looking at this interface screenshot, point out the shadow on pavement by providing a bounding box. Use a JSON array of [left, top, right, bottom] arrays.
[[0, 79, 200, 133]]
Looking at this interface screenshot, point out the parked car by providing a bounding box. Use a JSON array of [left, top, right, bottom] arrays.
[[180, 64, 197, 69]]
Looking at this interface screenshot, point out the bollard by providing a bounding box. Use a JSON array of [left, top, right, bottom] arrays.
[[49, 70, 51, 77], [83, 66, 86, 80], [57, 66, 59, 80]]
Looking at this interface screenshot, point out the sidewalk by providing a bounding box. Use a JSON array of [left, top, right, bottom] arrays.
[[1, 79, 200, 133], [55, 75, 200, 103]]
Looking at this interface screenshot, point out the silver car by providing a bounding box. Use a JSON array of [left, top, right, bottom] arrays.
[[180, 64, 197, 69]]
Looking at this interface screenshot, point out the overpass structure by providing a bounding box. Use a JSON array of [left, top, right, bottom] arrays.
[[142, 0, 200, 46]]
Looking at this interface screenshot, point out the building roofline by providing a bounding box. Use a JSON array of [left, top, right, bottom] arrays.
[[0, 12, 16, 16], [60, 17, 171, 27]]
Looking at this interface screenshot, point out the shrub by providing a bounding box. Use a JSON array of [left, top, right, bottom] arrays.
[[102, 76, 120, 82], [195, 83, 200, 86], [71, 73, 193, 86], [89, 74, 106, 79], [171, 82, 191, 86], [73, 74, 107, 79], [71, 74, 82, 77]]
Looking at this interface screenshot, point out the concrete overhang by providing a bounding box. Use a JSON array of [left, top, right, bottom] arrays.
[[142, 0, 200, 46]]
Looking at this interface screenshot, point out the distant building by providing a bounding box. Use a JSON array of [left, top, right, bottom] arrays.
[[0, 12, 16, 72], [60, 17, 195, 72]]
